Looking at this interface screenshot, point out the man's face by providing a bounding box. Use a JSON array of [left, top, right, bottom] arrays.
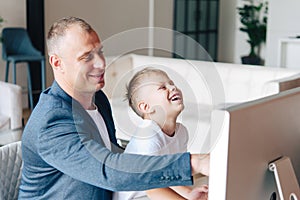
[[56, 25, 106, 95]]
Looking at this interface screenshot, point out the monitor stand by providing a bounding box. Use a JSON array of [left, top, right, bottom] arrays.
[[269, 156, 300, 200]]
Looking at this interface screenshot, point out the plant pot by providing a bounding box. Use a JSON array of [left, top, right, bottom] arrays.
[[241, 55, 262, 65]]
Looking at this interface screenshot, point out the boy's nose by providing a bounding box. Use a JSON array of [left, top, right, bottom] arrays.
[[167, 84, 176, 91]]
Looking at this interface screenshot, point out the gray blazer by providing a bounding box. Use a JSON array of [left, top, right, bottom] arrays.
[[18, 81, 192, 200]]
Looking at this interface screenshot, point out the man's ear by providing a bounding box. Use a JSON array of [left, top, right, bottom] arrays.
[[137, 101, 153, 114], [49, 54, 63, 72]]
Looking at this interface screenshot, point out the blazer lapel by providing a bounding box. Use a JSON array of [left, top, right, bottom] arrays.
[[94, 90, 118, 147]]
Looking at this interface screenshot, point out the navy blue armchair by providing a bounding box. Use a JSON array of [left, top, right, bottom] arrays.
[[1, 27, 46, 110]]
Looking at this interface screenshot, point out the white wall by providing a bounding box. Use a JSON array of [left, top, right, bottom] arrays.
[[3, 0, 285, 89], [45, 0, 174, 85], [0, 0, 28, 107], [265, 0, 300, 68], [45, 0, 150, 85], [153, 0, 174, 58], [218, 0, 237, 63], [0, 0, 26, 82], [0, 0, 257, 84], [218, 0, 267, 64], [46, 0, 150, 42], [45, 0, 238, 64]]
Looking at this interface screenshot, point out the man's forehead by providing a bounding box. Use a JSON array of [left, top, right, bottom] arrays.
[[61, 27, 101, 55]]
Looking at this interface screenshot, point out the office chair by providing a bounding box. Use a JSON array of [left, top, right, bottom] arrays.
[[1, 27, 46, 110], [0, 141, 22, 200]]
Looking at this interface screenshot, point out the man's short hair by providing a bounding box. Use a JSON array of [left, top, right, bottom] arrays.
[[46, 16, 93, 55]]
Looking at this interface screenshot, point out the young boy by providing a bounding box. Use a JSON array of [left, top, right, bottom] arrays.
[[113, 67, 208, 200]]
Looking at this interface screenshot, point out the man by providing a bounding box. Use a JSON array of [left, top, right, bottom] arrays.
[[18, 17, 209, 199]]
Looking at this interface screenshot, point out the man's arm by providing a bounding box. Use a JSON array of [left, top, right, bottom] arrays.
[[142, 154, 210, 200], [38, 108, 193, 192]]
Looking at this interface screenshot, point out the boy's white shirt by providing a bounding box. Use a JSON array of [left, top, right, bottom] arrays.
[[113, 119, 189, 200]]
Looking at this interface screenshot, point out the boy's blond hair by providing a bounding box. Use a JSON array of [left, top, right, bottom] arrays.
[[125, 67, 168, 118]]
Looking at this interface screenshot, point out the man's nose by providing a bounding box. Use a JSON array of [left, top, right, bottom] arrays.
[[93, 55, 106, 69]]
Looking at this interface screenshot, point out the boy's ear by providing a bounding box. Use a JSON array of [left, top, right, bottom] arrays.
[[49, 54, 63, 72], [137, 101, 152, 114]]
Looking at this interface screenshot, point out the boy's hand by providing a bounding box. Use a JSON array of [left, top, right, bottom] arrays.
[[188, 185, 209, 200]]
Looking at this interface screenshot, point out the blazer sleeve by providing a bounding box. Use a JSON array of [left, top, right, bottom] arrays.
[[38, 103, 193, 192]]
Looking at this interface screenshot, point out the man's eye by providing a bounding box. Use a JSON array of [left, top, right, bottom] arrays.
[[98, 48, 104, 55], [84, 54, 94, 61]]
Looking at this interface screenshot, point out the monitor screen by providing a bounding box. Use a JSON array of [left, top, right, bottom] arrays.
[[208, 88, 300, 200]]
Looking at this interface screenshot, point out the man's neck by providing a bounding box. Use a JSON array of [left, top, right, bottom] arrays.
[[57, 81, 95, 110], [74, 93, 95, 110]]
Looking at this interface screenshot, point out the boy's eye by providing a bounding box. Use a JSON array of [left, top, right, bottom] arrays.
[[158, 85, 167, 90]]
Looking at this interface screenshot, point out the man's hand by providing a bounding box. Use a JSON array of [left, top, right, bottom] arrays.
[[190, 154, 210, 176]]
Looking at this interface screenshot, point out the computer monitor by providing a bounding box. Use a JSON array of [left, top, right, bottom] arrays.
[[208, 88, 300, 200]]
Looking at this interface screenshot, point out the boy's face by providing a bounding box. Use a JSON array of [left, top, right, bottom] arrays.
[[137, 72, 184, 120]]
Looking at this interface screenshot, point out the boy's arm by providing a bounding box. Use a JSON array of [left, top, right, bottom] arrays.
[[146, 188, 185, 200], [170, 186, 192, 199], [146, 185, 208, 200], [171, 185, 209, 200]]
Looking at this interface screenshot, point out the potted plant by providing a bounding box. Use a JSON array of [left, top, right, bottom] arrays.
[[238, 0, 268, 65]]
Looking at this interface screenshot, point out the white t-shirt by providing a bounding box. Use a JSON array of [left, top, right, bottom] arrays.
[[113, 119, 189, 200], [86, 106, 111, 150]]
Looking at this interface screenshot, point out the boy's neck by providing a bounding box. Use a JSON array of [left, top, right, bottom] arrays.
[[158, 119, 177, 137], [144, 113, 179, 137]]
